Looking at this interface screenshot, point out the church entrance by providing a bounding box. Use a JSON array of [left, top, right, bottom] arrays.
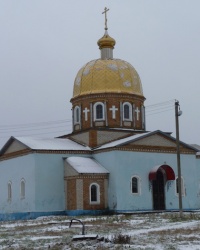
[[149, 164, 175, 211], [152, 170, 165, 210]]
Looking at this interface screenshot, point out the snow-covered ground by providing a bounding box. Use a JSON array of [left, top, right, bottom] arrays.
[[0, 212, 200, 249]]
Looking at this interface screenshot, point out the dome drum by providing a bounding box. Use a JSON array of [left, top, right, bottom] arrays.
[[71, 93, 145, 132]]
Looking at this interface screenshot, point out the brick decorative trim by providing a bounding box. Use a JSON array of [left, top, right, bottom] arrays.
[[0, 149, 91, 161], [34, 150, 91, 154], [71, 92, 145, 103], [0, 149, 32, 161], [94, 146, 195, 155], [65, 174, 109, 180]]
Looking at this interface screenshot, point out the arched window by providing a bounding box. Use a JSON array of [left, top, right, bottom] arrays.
[[8, 181, 12, 201], [74, 106, 80, 124], [176, 177, 185, 196], [94, 102, 104, 121], [90, 183, 100, 204], [123, 102, 132, 121], [20, 179, 25, 199], [131, 176, 140, 195]]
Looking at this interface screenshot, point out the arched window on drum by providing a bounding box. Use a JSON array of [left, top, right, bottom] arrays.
[[123, 102, 132, 121], [74, 106, 81, 124], [94, 102, 105, 121]]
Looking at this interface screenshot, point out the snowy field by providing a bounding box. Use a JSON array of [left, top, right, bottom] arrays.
[[0, 212, 200, 249]]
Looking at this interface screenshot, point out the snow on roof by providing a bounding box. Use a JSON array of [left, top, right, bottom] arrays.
[[14, 137, 91, 151], [96, 131, 151, 150], [66, 157, 109, 174]]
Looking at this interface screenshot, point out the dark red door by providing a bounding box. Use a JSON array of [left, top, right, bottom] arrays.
[[152, 170, 165, 210]]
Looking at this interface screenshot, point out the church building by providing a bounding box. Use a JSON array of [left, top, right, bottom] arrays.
[[0, 9, 200, 220]]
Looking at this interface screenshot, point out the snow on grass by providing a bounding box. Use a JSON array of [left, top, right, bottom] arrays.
[[29, 236, 62, 241], [0, 212, 200, 249]]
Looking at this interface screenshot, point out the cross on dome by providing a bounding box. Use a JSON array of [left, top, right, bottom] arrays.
[[102, 7, 109, 31], [98, 7, 116, 59]]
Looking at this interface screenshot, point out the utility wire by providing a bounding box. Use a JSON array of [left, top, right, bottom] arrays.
[[146, 107, 174, 116], [0, 129, 71, 139], [0, 124, 71, 132], [146, 99, 175, 108], [0, 100, 175, 138], [0, 119, 72, 128]]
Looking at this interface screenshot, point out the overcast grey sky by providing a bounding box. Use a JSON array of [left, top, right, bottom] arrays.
[[0, 1, 200, 148]]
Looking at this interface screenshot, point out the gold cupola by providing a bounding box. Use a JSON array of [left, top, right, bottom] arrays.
[[97, 31, 116, 49], [72, 7, 144, 99], [97, 7, 115, 59]]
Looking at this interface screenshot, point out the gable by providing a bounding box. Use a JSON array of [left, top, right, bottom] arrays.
[[4, 140, 28, 154], [67, 131, 90, 147], [67, 129, 134, 147], [120, 132, 196, 154], [96, 131, 196, 154], [97, 130, 133, 146], [128, 134, 176, 147]]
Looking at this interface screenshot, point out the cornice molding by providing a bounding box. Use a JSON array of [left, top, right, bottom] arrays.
[[0, 149, 91, 161], [34, 150, 91, 155], [65, 174, 109, 180], [0, 149, 32, 161], [94, 145, 195, 155], [71, 92, 145, 104]]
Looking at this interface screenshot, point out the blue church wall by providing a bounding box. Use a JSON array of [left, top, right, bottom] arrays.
[[0, 152, 92, 215], [34, 153, 66, 212], [0, 148, 199, 217], [94, 150, 199, 212], [0, 154, 36, 213], [93, 152, 118, 210], [193, 157, 200, 207], [34, 152, 92, 212], [177, 154, 199, 209]]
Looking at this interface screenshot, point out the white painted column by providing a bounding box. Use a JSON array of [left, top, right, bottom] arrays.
[[142, 106, 146, 130], [90, 103, 93, 127], [120, 102, 123, 126], [105, 101, 108, 126], [132, 104, 135, 128]]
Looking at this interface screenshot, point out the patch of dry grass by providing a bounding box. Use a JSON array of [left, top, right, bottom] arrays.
[[0, 213, 200, 249]]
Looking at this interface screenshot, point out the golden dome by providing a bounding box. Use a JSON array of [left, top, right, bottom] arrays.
[[73, 59, 144, 98], [97, 32, 116, 49]]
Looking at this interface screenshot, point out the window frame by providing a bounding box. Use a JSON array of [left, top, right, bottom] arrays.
[[89, 183, 100, 204], [93, 102, 105, 121], [20, 178, 26, 199], [74, 106, 81, 124], [8, 181, 12, 201], [131, 176, 141, 195], [123, 102, 132, 121], [175, 176, 185, 196]]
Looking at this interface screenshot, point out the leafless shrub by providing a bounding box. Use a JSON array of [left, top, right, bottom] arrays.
[[112, 233, 131, 244]]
